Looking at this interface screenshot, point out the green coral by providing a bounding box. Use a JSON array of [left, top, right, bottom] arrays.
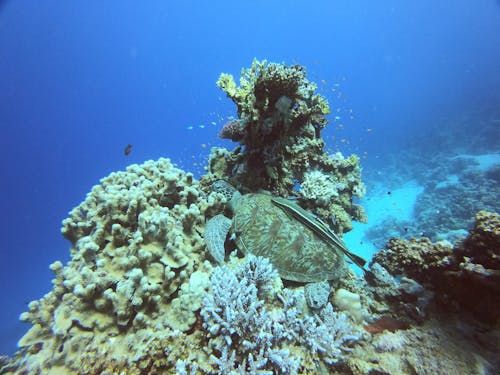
[[216, 73, 238, 98]]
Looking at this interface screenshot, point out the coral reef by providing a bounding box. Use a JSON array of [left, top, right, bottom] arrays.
[[372, 211, 500, 324], [3, 63, 498, 375], [3, 163, 496, 374], [203, 59, 366, 233], [332, 255, 499, 374], [363, 148, 500, 244], [372, 237, 455, 282], [412, 161, 500, 241], [461, 210, 500, 269]]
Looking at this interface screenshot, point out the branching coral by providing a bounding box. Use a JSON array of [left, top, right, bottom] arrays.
[[200, 255, 363, 373]]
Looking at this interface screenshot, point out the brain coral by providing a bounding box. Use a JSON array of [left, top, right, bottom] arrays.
[[8, 158, 225, 374]]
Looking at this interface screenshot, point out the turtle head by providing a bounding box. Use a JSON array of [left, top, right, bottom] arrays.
[[211, 180, 242, 212]]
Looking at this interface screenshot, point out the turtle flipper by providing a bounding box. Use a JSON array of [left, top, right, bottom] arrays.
[[204, 214, 232, 264]]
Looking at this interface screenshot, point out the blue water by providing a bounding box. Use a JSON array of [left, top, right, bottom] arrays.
[[1, 0, 499, 355]]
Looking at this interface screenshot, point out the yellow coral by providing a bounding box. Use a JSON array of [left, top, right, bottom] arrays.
[[216, 73, 237, 98], [475, 210, 500, 236]]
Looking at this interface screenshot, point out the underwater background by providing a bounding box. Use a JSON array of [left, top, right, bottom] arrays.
[[0, 0, 499, 364]]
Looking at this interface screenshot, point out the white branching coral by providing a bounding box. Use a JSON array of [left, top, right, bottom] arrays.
[[200, 255, 363, 373]]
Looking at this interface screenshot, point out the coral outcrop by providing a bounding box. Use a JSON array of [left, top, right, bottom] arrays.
[[372, 237, 455, 282], [460, 210, 500, 269], [372, 210, 500, 324], [203, 59, 366, 233], [4, 159, 225, 374], [0, 156, 369, 375]]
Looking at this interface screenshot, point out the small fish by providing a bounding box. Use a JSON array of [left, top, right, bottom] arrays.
[[334, 115, 341, 120], [199, 124, 205, 129], [124, 144, 133, 156], [187, 126, 193, 130], [211, 121, 216, 125]]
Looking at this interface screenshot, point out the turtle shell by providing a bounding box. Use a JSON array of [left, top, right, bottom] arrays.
[[232, 193, 345, 283]]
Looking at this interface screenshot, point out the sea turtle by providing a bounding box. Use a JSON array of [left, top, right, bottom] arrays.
[[204, 180, 367, 285]]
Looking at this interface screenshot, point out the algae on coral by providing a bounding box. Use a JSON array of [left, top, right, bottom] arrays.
[[207, 59, 366, 233]]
